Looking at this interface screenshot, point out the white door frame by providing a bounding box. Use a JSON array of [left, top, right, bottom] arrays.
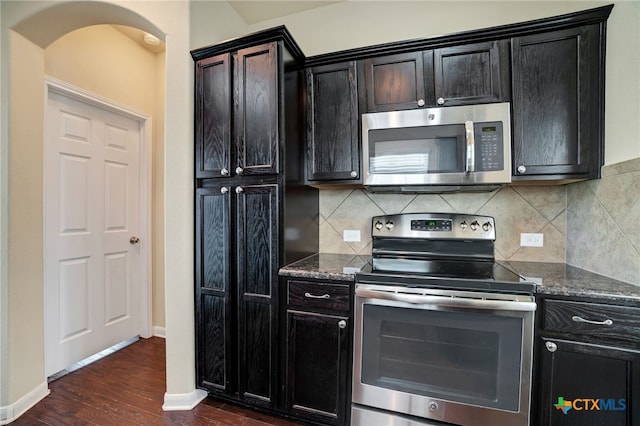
[[43, 76, 153, 343]]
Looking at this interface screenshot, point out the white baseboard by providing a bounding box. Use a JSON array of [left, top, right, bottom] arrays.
[[0, 381, 49, 425], [162, 389, 207, 411], [153, 326, 166, 338]]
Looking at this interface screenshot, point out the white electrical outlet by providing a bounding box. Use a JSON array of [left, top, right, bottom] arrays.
[[520, 233, 544, 247], [343, 230, 361, 242]]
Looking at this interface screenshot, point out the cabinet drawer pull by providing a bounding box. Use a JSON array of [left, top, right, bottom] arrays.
[[571, 315, 613, 326], [304, 292, 330, 300], [338, 320, 347, 329]]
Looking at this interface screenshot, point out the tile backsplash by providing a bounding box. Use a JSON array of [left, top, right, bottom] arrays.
[[319, 185, 567, 262], [319, 157, 640, 287], [566, 158, 640, 285]]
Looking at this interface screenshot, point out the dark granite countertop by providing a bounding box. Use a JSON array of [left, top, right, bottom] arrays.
[[504, 261, 640, 303], [280, 254, 640, 303], [279, 253, 370, 282]]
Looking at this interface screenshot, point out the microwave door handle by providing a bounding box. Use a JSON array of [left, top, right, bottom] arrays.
[[465, 120, 475, 173]]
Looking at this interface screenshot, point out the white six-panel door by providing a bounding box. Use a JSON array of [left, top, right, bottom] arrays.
[[44, 86, 144, 377]]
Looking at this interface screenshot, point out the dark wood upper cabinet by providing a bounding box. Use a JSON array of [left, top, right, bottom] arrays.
[[234, 43, 280, 176], [359, 41, 508, 112], [360, 51, 432, 112], [434, 41, 510, 106], [511, 24, 604, 181], [306, 61, 360, 183], [195, 53, 231, 179]]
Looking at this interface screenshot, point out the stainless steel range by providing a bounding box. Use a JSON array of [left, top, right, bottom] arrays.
[[351, 212, 536, 426]]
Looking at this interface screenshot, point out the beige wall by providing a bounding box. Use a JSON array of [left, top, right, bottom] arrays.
[[249, 1, 640, 166], [8, 29, 46, 405], [44, 24, 166, 329], [1, 0, 195, 417]]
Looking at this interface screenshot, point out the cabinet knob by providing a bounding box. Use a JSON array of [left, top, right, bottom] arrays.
[[235, 166, 244, 175], [220, 186, 229, 194], [437, 97, 445, 105], [417, 99, 425, 107], [338, 320, 347, 329], [220, 168, 229, 176], [129, 236, 140, 244], [545, 341, 558, 353], [350, 171, 357, 178], [235, 186, 244, 194], [517, 165, 527, 174]]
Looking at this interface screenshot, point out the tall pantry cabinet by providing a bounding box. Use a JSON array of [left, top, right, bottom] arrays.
[[191, 27, 318, 409]]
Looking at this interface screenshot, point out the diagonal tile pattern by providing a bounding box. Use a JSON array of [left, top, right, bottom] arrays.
[[567, 159, 640, 285], [320, 185, 567, 261], [320, 158, 640, 287]]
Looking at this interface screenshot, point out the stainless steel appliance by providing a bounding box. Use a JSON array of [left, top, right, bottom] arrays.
[[362, 103, 511, 193], [352, 213, 536, 426]]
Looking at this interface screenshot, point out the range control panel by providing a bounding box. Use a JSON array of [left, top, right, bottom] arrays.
[[371, 213, 496, 240]]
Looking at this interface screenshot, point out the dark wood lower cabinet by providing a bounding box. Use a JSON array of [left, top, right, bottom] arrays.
[[286, 311, 349, 424], [196, 183, 280, 408], [283, 279, 353, 425], [537, 338, 640, 426], [535, 296, 640, 426]]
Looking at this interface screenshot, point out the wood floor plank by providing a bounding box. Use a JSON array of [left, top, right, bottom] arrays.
[[12, 337, 302, 426]]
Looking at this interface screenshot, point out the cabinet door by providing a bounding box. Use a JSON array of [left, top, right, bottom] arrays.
[[360, 51, 434, 112], [234, 42, 280, 176], [512, 25, 602, 180], [195, 185, 233, 392], [306, 61, 360, 182], [195, 54, 231, 179], [537, 338, 640, 426], [434, 40, 509, 106], [286, 310, 349, 425], [236, 183, 280, 407]]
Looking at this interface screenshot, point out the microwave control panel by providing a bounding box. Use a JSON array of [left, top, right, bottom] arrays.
[[474, 121, 504, 171]]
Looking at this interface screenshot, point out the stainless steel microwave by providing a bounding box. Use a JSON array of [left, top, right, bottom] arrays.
[[362, 102, 512, 193]]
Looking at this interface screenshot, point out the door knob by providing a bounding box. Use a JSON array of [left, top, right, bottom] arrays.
[[129, 236, 140, 244]]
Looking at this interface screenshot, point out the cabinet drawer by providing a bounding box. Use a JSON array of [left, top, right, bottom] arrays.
[[287, 280, 350, 311], [543, 299, 640, 344]]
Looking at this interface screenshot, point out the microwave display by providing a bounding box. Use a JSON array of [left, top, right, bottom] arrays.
[[476, 121, 504, 171]]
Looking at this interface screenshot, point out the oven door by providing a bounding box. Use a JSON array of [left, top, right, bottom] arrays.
[[352, 284, 535, 426]]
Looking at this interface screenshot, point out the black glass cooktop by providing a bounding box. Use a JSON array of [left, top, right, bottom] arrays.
[[357, 259, 537, 295]]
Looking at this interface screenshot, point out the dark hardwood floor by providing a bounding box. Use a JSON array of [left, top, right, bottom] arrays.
[[14, 337, 301, 425]]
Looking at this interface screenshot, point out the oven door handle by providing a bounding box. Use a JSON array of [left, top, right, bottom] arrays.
[[356, 287, 536, 312]]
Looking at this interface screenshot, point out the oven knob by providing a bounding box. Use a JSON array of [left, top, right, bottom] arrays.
[[459, 221, 468, 230], [470, 221, 479, 231], [482, 222, 492, 232], [385, 221, 394, 230], [375, 221, 384, 230]]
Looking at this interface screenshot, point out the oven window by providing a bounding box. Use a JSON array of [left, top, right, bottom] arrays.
[[368, 125, 464, 174], [361, 304, 522, 411]]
